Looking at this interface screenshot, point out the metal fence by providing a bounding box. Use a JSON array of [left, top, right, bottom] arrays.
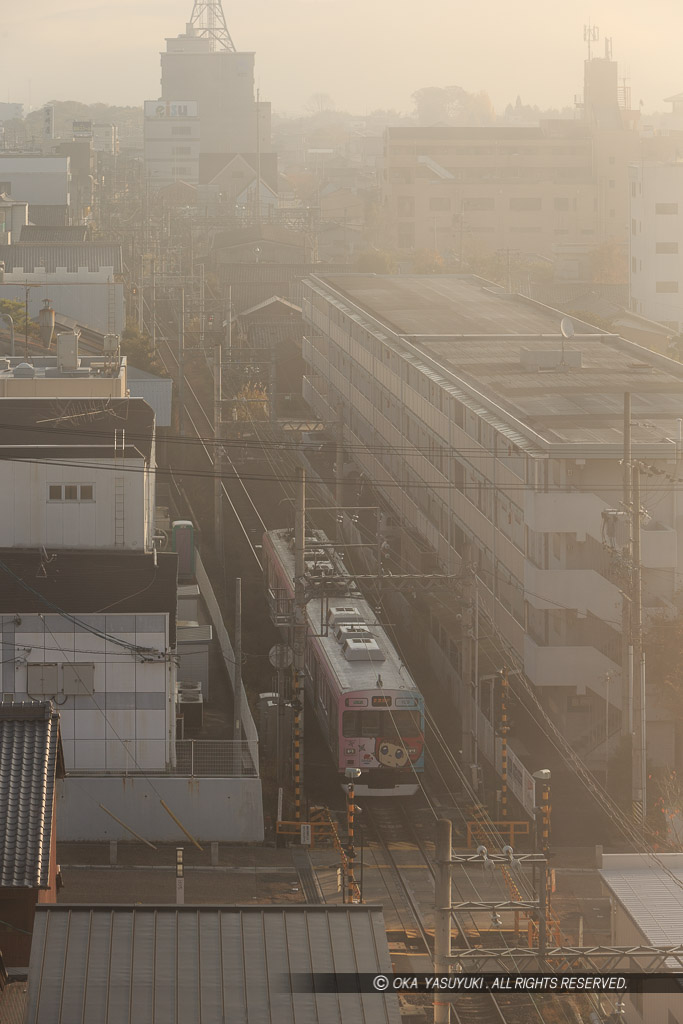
[[173, 740, 257, 778]]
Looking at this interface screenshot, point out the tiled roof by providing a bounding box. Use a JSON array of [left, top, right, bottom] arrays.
[[0, 701, 63, 888]]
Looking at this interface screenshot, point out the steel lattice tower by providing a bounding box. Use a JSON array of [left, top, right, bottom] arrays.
[[188, 0, 236, 52]]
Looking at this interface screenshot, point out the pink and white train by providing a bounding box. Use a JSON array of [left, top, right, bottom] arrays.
[[262, 528, 425, 797]]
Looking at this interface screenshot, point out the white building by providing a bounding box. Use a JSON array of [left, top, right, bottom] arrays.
[[630, 162, 683, 335], [0, 397, 156, 552], [143, 100, 200, 187], [0, 243, 124, 336], [301, 273, 683, 766], [0, 155, 71, 225], [0, 550, 177, 772]]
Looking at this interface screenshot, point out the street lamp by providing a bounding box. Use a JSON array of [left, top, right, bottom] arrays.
[[345, 767, 362, 904], [0, 313, 14, 356]]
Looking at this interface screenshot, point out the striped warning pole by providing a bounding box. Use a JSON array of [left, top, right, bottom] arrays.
[[345, 768, 361, 902], [500, 669, 509, 819]]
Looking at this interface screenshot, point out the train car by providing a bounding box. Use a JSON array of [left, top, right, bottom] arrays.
[[262, 527, 425, 797]]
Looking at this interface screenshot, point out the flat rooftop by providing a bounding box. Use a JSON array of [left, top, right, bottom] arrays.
[[314, 274, 683, 451]]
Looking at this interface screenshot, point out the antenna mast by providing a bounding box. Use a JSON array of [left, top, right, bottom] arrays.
[[188, 0, 236, 52], [583, 21, 599, 61]]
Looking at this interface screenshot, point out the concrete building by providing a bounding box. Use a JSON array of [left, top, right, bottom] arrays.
[[0, 351, 127, 399], [160, 28, 271, 160], [143, 99, 201, 187], [0, 155, 71, 226], [0, 243, 124, 335], [380, 55, 654, 259], [0, 397, 154, 551], [0, 193, 28, 243], [301, 273, 683, 766], [629, 161, 683, 333]]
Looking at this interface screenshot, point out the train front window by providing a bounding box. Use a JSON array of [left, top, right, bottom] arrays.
[[342, 709, 422, 739]]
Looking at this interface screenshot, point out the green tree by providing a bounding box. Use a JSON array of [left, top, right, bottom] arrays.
[[120, 321, 166, 376], [412, 249, 446, 274]]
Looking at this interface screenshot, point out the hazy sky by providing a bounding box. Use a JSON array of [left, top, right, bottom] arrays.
[[2, 0, 682, 116]]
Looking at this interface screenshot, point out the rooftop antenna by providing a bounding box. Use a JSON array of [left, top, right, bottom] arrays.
[[560, 316, 574, 369], [583, 21, 599, 61], [188, 0, 236, 52]]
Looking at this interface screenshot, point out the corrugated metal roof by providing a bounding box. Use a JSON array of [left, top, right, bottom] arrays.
[[19, 226, 89, 243], [0, 243, 122, 273], [0, 701, 62, 888], [26, 905, 400, 1023], [600, 853, 683, 946]]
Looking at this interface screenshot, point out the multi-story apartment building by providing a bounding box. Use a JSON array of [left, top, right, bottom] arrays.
[[381, 55, 648, 258], [629, 161, 683, 334], [301, 273, 683, 767]]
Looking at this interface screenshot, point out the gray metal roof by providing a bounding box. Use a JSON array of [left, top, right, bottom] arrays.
[[600, 853, 683, 946], [26, 905, 400, 1023], [0, 701, 62, 888], [0, 243, 122, 273]]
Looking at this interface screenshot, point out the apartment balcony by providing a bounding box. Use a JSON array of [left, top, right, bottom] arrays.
[[524, 490, 607, 541], [525, 564, 621, 623], [524, 635, 619, 696], [302, 375, 334, 422]]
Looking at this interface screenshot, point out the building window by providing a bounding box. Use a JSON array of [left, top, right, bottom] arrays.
[[397, 196, 414, 217], [631, 218, 637, 235], [171, 126, 192, 136], [553, 197, 570, 211], [464, 197, 494, 211], [656, 281, 679, 293], [509, 197, 541, 211], [172, 146, 191, 156], [656, 241, 679, 254], [656, 203, 678, 214], [48, 483, 95, 502], [429, 197, 451, 211]]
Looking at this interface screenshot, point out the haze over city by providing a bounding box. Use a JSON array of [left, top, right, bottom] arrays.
[[2, 0, 683, 114]]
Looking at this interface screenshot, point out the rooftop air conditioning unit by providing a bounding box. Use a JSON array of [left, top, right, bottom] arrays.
[[327, 606, 363, 628], [342, 638, 386, 662], [334, 624, 372, 644]]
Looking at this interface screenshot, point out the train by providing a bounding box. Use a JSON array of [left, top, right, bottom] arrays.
[[262, 528, 425, 797]]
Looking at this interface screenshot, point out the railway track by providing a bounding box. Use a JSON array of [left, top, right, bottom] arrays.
[[155, 335, 267, 568], [364, 801, 549, 1024], [156, 326, 553, 1024]]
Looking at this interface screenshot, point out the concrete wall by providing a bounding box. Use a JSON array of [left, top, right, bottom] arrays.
[[0, 281, 124, 336], [57, 774, 264, 842], [0, 457, 149, 551]]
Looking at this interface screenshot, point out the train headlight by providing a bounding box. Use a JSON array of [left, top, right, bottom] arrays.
[[345, 747, 355, 755]]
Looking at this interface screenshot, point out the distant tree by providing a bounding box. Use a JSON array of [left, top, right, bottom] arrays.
[[306, 93, 335, 115], [352, 249, 398, 274], [412, 86, 495, 126]]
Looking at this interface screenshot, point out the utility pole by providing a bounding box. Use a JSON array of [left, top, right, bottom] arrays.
[[214, 320, 223, 562], [434, 818, 452, 1024], [336, 403, 344, 543], [461, 544, 474, 764], [631, 460, 646, 826], [234, 578, 242, 743], [293, 468, 307, 821], [151, 257, 156, 354], [178, 287, 185, 436], [500, 669, 509, 819], [622, 392, 633, 737]]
